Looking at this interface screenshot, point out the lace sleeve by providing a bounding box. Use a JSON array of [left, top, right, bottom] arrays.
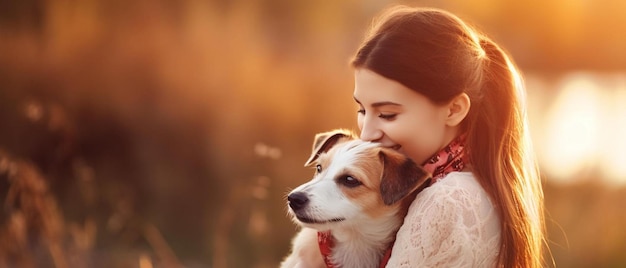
[[386, 172, 501, 268]]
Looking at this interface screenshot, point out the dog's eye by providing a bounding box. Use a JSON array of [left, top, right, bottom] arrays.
[[338, 175, 361, 188], [316, 165, 322, 173]]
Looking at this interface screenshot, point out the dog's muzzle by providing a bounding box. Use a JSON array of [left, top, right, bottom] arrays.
[[288, 191, 346, 224]]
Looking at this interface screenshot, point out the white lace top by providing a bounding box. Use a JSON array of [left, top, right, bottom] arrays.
[[386, 172, 501, 268]]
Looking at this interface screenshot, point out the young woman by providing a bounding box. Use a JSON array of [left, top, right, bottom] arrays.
[[351, 6, 546, 267]]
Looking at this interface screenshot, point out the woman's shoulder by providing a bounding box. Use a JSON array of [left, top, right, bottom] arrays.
[[390, 172, 501, 267], [432, 171, 482, 189], [423, 171, 488, 200], [410, 171, 497, 221]]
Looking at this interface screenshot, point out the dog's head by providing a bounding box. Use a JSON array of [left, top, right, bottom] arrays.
[[287, 129, 431, 229]]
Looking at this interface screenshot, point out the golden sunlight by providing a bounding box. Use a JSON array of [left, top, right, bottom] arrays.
[[598, 77, 626, 181], [534, 73, 626, 185]]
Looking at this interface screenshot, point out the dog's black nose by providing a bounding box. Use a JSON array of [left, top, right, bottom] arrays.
[[288, 192, 309, 211]]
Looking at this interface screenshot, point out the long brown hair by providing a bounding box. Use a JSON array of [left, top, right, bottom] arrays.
[[351, 6, 546, 268]]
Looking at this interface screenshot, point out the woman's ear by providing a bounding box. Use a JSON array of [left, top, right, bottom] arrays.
[[445, 93, 471, 127]]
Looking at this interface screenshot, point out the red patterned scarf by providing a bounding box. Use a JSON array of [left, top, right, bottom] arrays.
[[422, 134, 467, 183], [318, 135, 468, 268]]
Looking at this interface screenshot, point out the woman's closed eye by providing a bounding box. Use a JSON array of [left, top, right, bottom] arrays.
[[378, 113, 397, 120], [357, 109, 397, 120]]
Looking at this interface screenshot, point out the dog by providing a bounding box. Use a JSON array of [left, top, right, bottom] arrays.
[[280, 129, 431, 268]]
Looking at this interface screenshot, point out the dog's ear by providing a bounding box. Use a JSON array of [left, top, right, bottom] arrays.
[[378, 149, 431, 206], [304, 129, 354, 166]]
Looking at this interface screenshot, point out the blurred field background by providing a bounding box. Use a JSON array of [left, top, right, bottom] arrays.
[[1, 0, 625, 267]]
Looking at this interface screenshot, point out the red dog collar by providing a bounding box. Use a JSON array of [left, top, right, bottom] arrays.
[[317, 231, 392, 268]]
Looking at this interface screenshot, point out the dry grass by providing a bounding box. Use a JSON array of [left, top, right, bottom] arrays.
[[0, 151, 182, 268]]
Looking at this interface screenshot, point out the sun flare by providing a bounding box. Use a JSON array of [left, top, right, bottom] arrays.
[[535, 73, 626, 185]]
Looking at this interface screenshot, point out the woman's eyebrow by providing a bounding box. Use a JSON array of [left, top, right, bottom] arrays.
[[371, 101, 402, 108], [353, 96, 401, 108]]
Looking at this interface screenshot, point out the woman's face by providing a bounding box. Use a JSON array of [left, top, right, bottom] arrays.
[[353, 68, 456, 164]]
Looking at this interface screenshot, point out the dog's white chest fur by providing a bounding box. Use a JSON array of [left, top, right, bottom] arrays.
[[325, 217, 401, 267]]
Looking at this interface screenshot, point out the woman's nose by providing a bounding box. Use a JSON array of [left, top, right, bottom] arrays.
[[359, 119, 383, 142]]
